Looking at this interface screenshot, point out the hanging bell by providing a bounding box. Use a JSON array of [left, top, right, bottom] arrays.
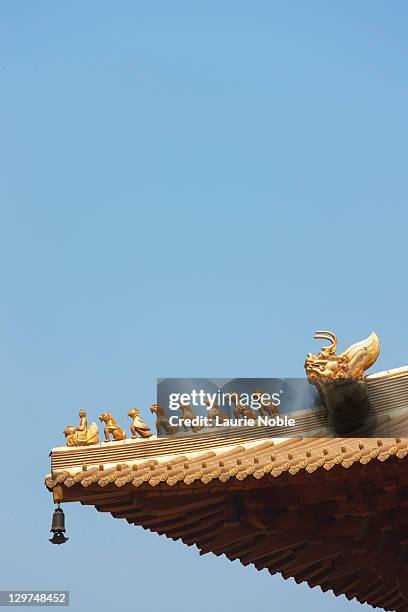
[[49, 504, 68, 545]]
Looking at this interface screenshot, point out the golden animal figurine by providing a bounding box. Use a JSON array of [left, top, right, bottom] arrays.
[[150, 403, 178, 435], [64, 409, 99, 447], [128, 408, 152, 439], [203, 399, 229, 423], [305, 330, 380, 381], [178, 400, 204, 433], [253, 389, 279, 417], [99, 412, 126, 442], [229, 393, 257, 419]]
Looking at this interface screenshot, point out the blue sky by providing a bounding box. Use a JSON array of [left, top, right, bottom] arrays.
[[1, 2, 408, 610]]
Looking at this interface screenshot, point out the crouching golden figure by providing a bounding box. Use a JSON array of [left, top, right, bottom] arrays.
[[64, 409, 99, 447], [128, 408, 152, 439], [99, 412, 126, 442], [150, 403, 178, 435], [305, 330, 380, 381]]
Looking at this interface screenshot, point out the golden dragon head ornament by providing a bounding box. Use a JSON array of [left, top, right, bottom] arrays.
[[305, 330, 380, 381]]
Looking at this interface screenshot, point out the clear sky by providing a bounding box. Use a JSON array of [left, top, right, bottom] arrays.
[[1, 2, 408, 611]]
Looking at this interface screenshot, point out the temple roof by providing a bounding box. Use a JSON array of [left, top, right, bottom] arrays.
[[45, 357, 408, 611], [45, 434, 408, 491], [45, 431, 408, 611]]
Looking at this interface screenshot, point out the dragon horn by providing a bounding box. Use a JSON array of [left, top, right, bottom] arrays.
[[313, 330, 337, 352]]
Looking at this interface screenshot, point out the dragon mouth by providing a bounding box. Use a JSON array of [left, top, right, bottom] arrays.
[[304, 360, 330, 380]]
